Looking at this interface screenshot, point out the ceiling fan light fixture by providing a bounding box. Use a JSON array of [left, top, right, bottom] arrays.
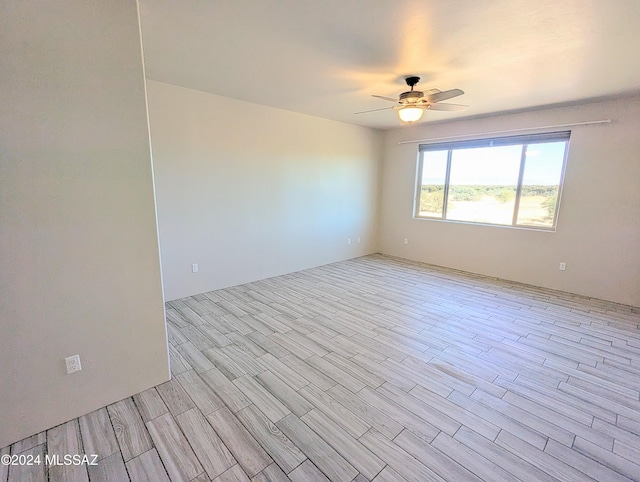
[[398, 106, 424, 123]]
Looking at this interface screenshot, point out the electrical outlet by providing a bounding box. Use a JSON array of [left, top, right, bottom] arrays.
[[403, 238, 409, 245], [559, 262, 566, 271], [357, 237, 361, 244], [65, 354, 82, 374], [347, 238, 351, 245], [192, 263, 199, 273]]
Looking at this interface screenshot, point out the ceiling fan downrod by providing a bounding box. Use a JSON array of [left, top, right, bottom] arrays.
[[400, 77, 424, 103]]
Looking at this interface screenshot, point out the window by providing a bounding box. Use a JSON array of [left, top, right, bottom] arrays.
[[415, 132, 569, 229]]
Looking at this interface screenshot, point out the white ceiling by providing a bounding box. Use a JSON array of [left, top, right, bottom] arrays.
[[139, 0, 640, 130]]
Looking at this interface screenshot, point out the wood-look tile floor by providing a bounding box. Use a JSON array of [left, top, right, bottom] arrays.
[[3, 254, 640, 482]]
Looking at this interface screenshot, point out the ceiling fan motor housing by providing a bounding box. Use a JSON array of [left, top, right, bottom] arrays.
[[399, 90, 424, 104]]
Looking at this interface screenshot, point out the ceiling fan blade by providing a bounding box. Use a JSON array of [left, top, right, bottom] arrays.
[[354, 106, 394, 115], [372, 95, 399, 102], [425, 88, 464, 103], [427, 103, 469, 111]]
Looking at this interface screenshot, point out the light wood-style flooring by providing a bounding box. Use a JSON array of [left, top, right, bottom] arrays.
[[3, 254, 640, 481]]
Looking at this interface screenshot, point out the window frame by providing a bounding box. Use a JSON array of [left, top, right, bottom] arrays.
[[413, 131, 570, 231]]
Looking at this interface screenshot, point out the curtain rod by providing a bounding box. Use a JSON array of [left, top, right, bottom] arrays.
[[397, 119, 611, 145]]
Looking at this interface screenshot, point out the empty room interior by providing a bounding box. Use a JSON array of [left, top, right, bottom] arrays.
[[2, 1, 640, 481]]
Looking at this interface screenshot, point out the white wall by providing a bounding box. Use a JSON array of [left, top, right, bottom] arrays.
[[380, 97, 640, 307], [0, 1, 169, 447], [147, 81, 381, 301]]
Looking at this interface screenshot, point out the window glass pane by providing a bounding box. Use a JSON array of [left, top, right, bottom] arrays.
[[516, 141, 566, 227], [446, 145, 521, 225], [416, 132, 569, 229], [417, 150, 447, 218]]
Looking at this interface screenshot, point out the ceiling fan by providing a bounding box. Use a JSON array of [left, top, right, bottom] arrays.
[[355, 76, 468, 124]]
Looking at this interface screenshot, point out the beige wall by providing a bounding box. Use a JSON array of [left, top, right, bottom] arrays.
[[147, 81, 382, 301], [0, 1, 169, 447], [379, 96, 640, 307]]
